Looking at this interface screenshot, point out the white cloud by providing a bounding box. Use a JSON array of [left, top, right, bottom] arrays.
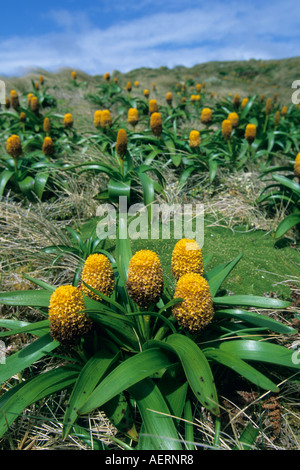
[[0, 1, 299, 76]]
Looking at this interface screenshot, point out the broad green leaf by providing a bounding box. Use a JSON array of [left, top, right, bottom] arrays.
[[63, 349, 119, 439], [213, 295, 290, 309], [215, 309, 296, 335], [272, 174, 300, 196], [130, 378, 183, 450], [0, 319, 50, 338], [219, 339, 300, 370], [275, 213, 300, 239], [208, 253, 243, 297], [0, 366, 79, 438], [0, 333, 59, 383], [233, 423, 259, 450], [204, 348, 278, 391], [77, 347, 178, 415], [0, 289, 52, 307], [0, 169, 14, 197]]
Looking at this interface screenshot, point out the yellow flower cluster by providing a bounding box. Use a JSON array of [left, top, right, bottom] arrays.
[[81, 253, 115, 301], [149, 99, 158, 114], [228, 112, 239, 128], [150, 112, 162, 137], [222, 119, 232, 140], [42, 137, 54, 157], [64, 113, 74, 128], [172, 273, 214, 332], [128, 108, 139, 127], [10, 90, 19, 109], [171, 238, 204, 280], [49, 285, 92, 344], [200, 108, 212, 124], [189, 130, 201, 149], [116, 129, 128, 158], [43, 117, 51, 133], [94, 110, 102, 128], [294, 152, 300, 178], [126, 250, 164, 308], [100, 109, 112, 128], [30, 96, 39, 113], [166, 92, 173, 105], [6, 134, 22, 159], [245, 123, 257, 144]]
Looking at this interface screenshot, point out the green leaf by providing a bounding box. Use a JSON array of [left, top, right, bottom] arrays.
[[0, 169, 14, 197], [215, 309, 296, 335], [34, 172, 49, 199], [275, 213, 300, 239], [63, 348, 119, 439], [0, 289, 52, 307], [213, 295, 290, 309], [208, 253, 243, 297], [273, 174, 300, 196], [219, 339, 300, 370], [157, 334, 220, 416], [233, 423, 259, 450], [131, 378, 183, 450], [0, 333, 59, 383], [77, 347, 178, 415], [0, 366, 79, 438], [0, 319, 50, 338], [204, 348, 279, 391]]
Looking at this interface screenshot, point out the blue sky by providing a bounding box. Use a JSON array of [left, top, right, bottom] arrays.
[[0, 0, 299, 76]]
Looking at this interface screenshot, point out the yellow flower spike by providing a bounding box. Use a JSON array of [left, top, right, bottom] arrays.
[[104, 72, 110, 81], [189, 130, 201, 149], [281, 105, 288, 116], [48, 285, 92, 345], [233, 94, 240, 108], [171, 238, 204, 280], [265, 98, 272, 115], [200, 107, 212, 124], [150, 112, 162, 137], [222, 119, 232, 140], [10, 90, 19, 109], [39, 75, 44, 85], [134, 81, 139, 87], [274, 110, 280, 127], [116, 129, 128, 158], [100, 109, 112, 129], [166, 91, 173, 106], [63, 113, 74, 128], [294, 152, 300, 178], [149, 99, 158, 114], [126, 82, 132, 92], [94, 110, 102, 128], [143, 89, 150, 99], [30, 96, 39, 113], [190, 94, 197, 103], [27, 93, 34, 106], [6, 134, 22, 159], [172, 273, 214, 332], [19, 112, 26, 123], [128, 107, 139, 127], [71, 71, 77, 80], [196, 83, 202, 92], [241, 98, 249, 109], [227, 112, 239, 128], [81, 253, 115, 301], [126, 250, 164, 308], [34, 81, 39, 91], [42, 136, 54, 158], [43, 117, 51, 134], [245, 123, 257, 144]]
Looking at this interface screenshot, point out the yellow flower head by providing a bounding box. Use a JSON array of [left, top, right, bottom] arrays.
[[30, 96, 39, 112], [94, 110, 102, 128], [150, 112, 162, 137], [43, 117, 51, 133], [27, 93, 34, 105], [241, 98, 249, 109], [42, 136, 54, 157], [39, 75, 44, 85], [149, 99, 159, 114], [128, 107, 139, 126], [274, 110, 280, 127], [104, 72, 110, 81], [171, 238, 204, 280], [81, 253, 114, 301], [245, 123, 257, 144], [143, 89, 150, 98], [134, 81, 140, 87], [10, 90, 19, 109], [64, 113, 74, 128], [227, 112, 239, 128], [281, 105, 288, 116], [233, 94, 240, 108], [19, 112, 26, 123], [126, 250, 164, 308], [6, 134, 22, 159], [126, 81, 132, 92], [222, 119, 232, 140], [200, 107, 212, 124], [71, 71, 77, 80], [100, 109, 112, 128], [34, 81, 39, 91], [49, 285, 92, 344], [166, 91, 173, 105], [294, 152, 300, 178], [189, 130, 201, 149], [113, 77, 118, 84], [265, 98, 272, 115], [172, 273, 214, 332], [196, 83, 202, 92], [116, 128, 128, 158]]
